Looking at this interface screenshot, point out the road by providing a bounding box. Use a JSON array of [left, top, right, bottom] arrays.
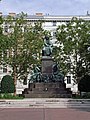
[[0, 108, 90, 120]]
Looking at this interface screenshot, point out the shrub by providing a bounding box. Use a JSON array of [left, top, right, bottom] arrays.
[[82, 92, 90, 98], [78, 75, 90, 92], [1, 75, 15, 93]]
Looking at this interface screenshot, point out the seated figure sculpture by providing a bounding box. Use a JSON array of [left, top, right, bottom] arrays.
[[42, 36, 53, 56]]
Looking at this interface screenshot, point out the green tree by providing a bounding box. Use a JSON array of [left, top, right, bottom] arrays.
[[0, 15, 3, 63], [0, 15, 8, 66], [1, 12, 45, 95], [17, 20, 44, 82], [56, 17, 90, 83]]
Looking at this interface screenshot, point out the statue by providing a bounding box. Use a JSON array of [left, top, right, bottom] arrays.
[[28, 36, 64, 83], [29, 65, 42, 83], [52, 63, 64, 83], [42, 36, 53, 56]]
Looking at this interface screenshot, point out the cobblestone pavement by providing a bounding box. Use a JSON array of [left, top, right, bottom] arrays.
[[0, 108, 90, 120]]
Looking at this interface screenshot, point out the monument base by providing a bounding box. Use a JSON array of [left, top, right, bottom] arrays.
[[41, 56, 53, 76], [22, 82, 72, 98]]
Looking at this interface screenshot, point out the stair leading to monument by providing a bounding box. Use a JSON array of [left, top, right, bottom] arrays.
[[22, 82, 72, 98]]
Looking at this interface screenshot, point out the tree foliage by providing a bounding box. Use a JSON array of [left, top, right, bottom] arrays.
[[0, 12, 46, 95], [56, 17, 90, 82]]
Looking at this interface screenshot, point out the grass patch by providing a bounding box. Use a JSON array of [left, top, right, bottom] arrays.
[[72, 92, 90, 99], [0, 93, 24, 99]]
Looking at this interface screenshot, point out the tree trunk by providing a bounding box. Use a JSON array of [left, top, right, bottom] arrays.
[[13, 65, 17, 96]]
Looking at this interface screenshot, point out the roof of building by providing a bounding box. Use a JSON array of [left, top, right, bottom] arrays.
[[1, 13, 90, 21]]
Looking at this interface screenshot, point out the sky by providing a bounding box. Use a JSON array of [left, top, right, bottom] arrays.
[[0, 0, 90, 15]]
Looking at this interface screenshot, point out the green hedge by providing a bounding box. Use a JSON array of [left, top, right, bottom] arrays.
[[78, 75, 90, 92], [0, 93, 23, 99], [1, 75, 15, 93]]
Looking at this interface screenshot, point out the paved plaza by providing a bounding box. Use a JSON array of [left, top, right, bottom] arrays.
[[0, 108, 90, 120], [0, 98, 90, 120]]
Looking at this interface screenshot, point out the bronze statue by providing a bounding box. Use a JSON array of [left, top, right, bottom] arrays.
[[29, 65, 41, 83], [42, 36, 53, 56], [29, 36, 64, 83]]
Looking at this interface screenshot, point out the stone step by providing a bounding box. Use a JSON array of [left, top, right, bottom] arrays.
[[30, 87, 65, 92], [27, 90, 68, 94], [23, 82, 71, 98], [34, 82, 65, 88], [24, 93, 72, 98]]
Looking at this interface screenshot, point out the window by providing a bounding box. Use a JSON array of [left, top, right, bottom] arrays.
[[3, 67, 7, 73], [0, 83, 1, 92], [4, 22, 9, 33], [4, 25, 8, 33], [53, 31, 56, 37], [67, 76, 71, 84], [53, 21, 56, 26], [67, 62, 71, 69], [23, 76, 27, 85], [3, 65, 7, 73]]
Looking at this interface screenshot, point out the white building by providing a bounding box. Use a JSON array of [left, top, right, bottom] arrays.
[[0, 12, 90, 94]]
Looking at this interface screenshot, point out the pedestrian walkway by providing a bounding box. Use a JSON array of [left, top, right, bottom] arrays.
[[0, 108, 90, 120], [0, 98, 90, 108]]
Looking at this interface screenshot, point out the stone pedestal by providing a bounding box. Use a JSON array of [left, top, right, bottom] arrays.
[[41, 56, 53, 76], [23, 82, 72, 98], [22, 55, 72, 98]]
